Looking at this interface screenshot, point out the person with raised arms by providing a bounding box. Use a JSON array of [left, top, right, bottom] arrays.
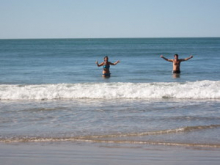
[[96, 56, 120, 78], [160, 54, 193, 74]]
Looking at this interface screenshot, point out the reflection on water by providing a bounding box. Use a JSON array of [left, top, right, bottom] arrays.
[[173, 73, 180, 79]]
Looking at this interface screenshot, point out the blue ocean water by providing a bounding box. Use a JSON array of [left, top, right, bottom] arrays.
[[0, 38, 219, 85], [0, 38, 220, 148]]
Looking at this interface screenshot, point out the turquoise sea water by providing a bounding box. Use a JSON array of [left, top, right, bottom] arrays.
[[0, 38, 220, 148]]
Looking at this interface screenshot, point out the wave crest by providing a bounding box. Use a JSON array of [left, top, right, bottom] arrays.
[[0, 80, 219, 100]]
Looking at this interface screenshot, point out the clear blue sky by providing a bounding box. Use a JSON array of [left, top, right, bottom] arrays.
[[0, 0, 220, 39]]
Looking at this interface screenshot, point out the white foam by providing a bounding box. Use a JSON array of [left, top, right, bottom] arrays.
[[0, 80, 219, 100]]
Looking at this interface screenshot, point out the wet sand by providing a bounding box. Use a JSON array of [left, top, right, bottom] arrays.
[[0, 142, 220, 165]]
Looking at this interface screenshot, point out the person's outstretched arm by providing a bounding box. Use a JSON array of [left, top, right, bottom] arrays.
[[180, 55, 193, 62], [160, 55, 173, 62], [96, 61, 104, 67], [109, 61, 120, 65]]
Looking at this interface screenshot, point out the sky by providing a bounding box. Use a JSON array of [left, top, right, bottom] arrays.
[[0, 0, 220, 39]]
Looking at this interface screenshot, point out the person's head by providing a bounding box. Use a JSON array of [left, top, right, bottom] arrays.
[[174, 54, 179, 59], [104, 56, 109, 62]]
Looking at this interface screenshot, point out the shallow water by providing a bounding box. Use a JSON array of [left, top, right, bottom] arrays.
[[0, 99, 220, 148]]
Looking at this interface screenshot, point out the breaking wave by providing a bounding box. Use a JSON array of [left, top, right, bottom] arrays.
[[0, 80, 219, 100]]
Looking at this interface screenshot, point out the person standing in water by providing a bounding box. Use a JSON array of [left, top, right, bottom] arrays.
[[160, 54, 193, 74], [96, 56, 120, 77]]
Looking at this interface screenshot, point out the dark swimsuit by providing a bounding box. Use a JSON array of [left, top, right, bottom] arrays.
[[103, 65, 111, 77], [173, 70, 181, 74], [103, 73, 111, 77]]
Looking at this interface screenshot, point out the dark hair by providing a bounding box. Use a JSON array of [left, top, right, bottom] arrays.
[[174, 54, 178, 57], [104, 56, 108, 61]]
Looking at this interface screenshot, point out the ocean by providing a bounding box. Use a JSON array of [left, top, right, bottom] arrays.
[[0, 38, 220, 149]]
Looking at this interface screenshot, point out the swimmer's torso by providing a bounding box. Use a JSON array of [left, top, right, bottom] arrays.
[[173, 59, 181, 71], [103, 62, 110, 74]]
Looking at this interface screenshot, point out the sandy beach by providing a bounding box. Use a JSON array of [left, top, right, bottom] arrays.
[[1, 142, 220, 165]]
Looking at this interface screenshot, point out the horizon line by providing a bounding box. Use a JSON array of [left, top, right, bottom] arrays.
[[0, 36, 220, 40]]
